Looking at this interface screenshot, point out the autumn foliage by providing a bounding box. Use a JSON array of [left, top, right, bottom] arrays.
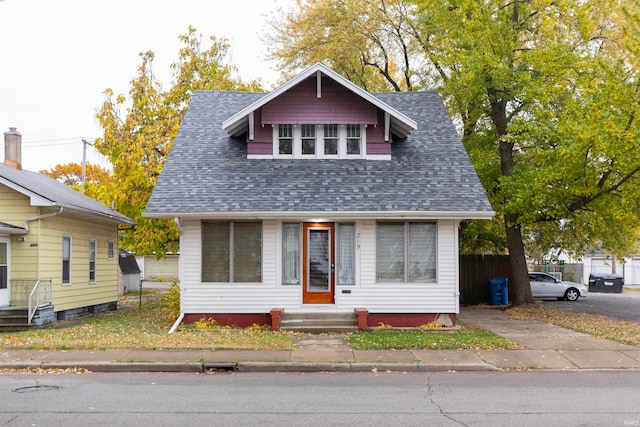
[[94, 27, 261, 256]]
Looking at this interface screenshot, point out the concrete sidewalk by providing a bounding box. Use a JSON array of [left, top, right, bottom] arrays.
[[1, 307, 639, 373]]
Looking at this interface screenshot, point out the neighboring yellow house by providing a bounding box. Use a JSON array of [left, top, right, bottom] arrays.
[[0, 128, 134, 328]]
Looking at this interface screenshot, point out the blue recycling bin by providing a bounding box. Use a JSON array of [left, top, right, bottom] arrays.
[[488, 277, 508, 305]]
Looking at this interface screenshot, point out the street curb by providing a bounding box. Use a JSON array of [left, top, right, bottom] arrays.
[[0, 361, 498, 373], [42, 362, 205, 372], [237, 361, 498, 372]]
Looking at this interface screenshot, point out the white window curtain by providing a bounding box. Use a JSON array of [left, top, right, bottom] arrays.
[[376, 223, 405, 282], [408, 223, 436, 282], [282, 223, 300, 284], [337, 223, 355, 285]]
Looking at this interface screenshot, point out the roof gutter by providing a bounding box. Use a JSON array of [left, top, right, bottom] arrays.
[[144, 210, 496, 221], [24, 206, 64, 232], [55, 203, 135, 225]]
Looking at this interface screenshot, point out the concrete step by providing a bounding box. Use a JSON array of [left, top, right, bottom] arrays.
[[0, 307, 29, 317], [280, 312, 358, 333], [281, 318, 357, 327], [0, 323, 34, 332], [282, 312, 356, 320], [283, 325, 358, 334]]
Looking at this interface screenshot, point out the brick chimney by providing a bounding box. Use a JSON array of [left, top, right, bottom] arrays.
[[3, 127, 22, 170]]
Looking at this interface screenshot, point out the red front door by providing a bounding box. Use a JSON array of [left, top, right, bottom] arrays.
[[302, 223, 335, 304]]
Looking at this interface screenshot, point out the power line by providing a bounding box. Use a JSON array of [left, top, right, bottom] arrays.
[[22, 137, 91, 144], [0, 137, 98, 148]]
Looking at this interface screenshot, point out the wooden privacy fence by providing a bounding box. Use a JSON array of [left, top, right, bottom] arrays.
[[459, 254, 513, 305]]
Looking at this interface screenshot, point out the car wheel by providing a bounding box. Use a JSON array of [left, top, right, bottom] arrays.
[[564, 288, 580, 301]]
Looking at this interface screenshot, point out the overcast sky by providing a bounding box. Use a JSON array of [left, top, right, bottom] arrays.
[[0, 0, 292, 171]]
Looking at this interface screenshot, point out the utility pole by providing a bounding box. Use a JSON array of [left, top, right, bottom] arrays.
[[81, 138, 91, 193]]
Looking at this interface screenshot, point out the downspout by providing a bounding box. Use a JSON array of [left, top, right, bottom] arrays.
[[173, 217, 184, 234], [24, 206, 64, 231], [169, 313, 184, 334], [168, 217, 184, 334]]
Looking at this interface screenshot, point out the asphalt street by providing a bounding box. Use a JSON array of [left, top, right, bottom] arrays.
[[2, 371, 640, 426], [541, 291, 640, 323]]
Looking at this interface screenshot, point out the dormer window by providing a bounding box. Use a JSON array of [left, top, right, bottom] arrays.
[[278, 124, 293, 155], [324, 125, 338, 155], [273, 124, 366, 159], [346, 124, 361, 155], [301, 124, 316, 155]]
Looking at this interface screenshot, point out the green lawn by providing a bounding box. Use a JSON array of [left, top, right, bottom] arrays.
[[349, 323, 520, 350]]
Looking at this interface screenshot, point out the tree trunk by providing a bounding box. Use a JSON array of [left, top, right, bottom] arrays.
[[491, 89, 536, 306], [504, 213, 535, 305]]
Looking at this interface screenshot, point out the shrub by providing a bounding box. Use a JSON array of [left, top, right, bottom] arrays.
[[161, 280, 180, 322]]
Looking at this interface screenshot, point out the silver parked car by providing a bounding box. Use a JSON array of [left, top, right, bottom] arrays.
[[528, 272, 588, 301]]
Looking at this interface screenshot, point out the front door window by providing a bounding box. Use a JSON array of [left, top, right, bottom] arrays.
[[303, 223, 334, 304], [308, 229, 330, 292]]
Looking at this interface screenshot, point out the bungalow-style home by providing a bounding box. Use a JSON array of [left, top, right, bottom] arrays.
[[144, 63, 494, 330], [0, 128, 134, 328]]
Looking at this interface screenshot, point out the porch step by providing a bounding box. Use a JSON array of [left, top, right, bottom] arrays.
[[280, 312, 358, 333], [0, 306, 52, 331], [0, 307, 29, 331], [0, 322, 35, 332]]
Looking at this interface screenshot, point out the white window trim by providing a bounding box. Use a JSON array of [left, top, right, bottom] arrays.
[[89, 238, 97, 284], [375, 221, 438, 284], [62, 235, 72, 286], [272, 124, 367, 159], [201, 221, 264, 284], [276, 220, 361, 288], [108, 240, 115, 260]]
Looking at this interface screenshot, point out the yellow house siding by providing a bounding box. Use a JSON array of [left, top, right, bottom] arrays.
[[0, 184, 40, 281], [0, 183, 38, 226], [34, 214, 119, 312]]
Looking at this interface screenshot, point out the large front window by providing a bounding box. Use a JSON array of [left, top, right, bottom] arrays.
[[376, 222, 436, 283], [202, 221, 262, 283]]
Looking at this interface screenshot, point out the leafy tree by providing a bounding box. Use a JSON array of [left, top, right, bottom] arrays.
[[270, 0, 640, 305], [267, 0, 423, 91], [95, 27, 261, 256], [40, 162, 111, 203]]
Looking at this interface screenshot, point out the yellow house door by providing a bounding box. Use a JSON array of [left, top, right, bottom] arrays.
[[0, 238, 9, 306]]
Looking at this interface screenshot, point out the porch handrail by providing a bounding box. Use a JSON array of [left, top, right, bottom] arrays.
[[28, 280, 53, 324]]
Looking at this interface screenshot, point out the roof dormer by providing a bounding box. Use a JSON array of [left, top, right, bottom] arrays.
[[222, 63, 417, 160]]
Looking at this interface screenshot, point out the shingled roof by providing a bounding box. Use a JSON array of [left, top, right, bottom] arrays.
[[0, 163, 134, 224], [144, 90, 493, 219]]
